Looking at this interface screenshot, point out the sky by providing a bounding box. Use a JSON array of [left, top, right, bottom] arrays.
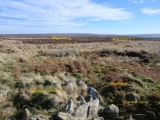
[[0, 0, 160, 34]]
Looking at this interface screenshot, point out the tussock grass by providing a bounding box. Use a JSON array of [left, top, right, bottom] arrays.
[[42, 49, 81, 57]]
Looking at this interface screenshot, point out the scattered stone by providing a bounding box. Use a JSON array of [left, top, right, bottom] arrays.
[[56, 112, 74, 120], [105, 104, 119, 117]]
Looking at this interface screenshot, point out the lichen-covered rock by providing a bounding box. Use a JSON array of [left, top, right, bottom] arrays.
[[56, 112, 74, 120]]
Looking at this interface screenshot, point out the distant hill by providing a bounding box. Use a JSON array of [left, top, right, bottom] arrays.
[[0, 33, 160, 38]]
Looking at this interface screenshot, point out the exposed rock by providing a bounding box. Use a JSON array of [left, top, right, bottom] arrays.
[[132, 114, 146, 120], [105, 104, 119, 117], [73, 102, 88, 120], [73, 98, 99, 120], [77, 95, 86, 105], [0, 90, 8, 103], [88, 86, 99, 99], [87, 98, 99, 119], [56, 112, 74, 120], [64, 99, 75, 115], [85, 94, 93, 102], [87, 86, 104, 106], [23, 108, 31, 119]]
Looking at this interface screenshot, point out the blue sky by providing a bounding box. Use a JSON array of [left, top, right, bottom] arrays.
[[0, 0, 160, 34]]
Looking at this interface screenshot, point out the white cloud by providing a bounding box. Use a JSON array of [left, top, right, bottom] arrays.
[[129, 0, 145, 4], [140, 8, 160, 14], [0, 0, 132, 27]]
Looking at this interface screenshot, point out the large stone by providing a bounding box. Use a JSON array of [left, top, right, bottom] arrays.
[[56, 112, 74, 120], [64, 99, 75, 115], [0, 90, 8, 103], [87, 86, 104, 106], [73, 103, 88, 120], [73, 98, 99, 120], [105, 104, 119, 117], [87, 99, 99, 119]]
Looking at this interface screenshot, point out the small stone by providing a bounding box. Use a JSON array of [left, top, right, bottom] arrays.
[[93, 117, 104, 120], [56, 112, 74, 120]]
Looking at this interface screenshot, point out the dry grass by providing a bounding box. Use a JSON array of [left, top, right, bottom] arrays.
[[0, 39, 160, 119]]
